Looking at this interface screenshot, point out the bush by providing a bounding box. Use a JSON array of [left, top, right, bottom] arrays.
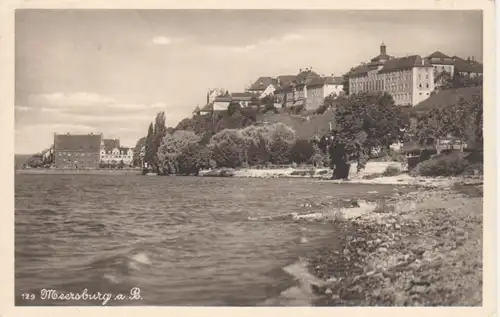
[[382, 165, 401, 177], [416, 152, 468, 176], [290, 139, 315, 164]]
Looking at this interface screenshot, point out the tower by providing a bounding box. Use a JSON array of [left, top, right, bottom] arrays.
[[380, 42, 387, 55]]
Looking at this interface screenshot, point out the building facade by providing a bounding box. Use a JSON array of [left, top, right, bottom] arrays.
[[100, 139, 134, 166], [306, 76, 344, 109], [427, 51, 455, 77], [348, 43, 435, 106], [53, 133, 102, 169], [247, 76, 277, 98]]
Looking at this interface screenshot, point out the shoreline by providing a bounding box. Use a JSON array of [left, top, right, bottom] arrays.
[[15, 168, 142, 175], [296, 184, 483, 306], [16, 163, 483, 189]]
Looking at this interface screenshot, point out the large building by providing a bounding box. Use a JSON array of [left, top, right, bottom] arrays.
[[274, 69, 344, 110], [427, 51, 456, 77], [247, 76, 277, 98], [348, 43, 435, 106], [53, 133, 102, 169], [426, 51, 483, 87], [199, 91, 255, 115], [100, 138, 134, 166]]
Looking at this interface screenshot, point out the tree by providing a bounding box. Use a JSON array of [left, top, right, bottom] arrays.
[[153, 111, 168, 173], [322, 92, 407, 178], [290, 140, 315, 164], [434, 70, 453, 90], [315, 92, 341, 115], [144, 123, 155, 169], [133, 137, 146, 167], [177, 143, 210, 175], [343, 69, 354, 95], [266, 123, 296, 164], [227, 101, 242, 116], [415, 94, 483, 150], [157, 130, 202, 174], [207, 129, 250, 168], [26, 155, 44, 168]]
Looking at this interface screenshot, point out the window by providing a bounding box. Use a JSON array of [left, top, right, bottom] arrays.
[[419, 84, 422, 88], [426, 83, 429, 88]]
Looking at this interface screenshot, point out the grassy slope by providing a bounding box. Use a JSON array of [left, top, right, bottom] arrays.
[[256, 108, 335, 140], [175, 107, 336, 141], [411, 86, 482, 114]]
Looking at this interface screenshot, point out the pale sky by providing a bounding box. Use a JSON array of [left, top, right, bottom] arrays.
[[15, 10, 482, 154]]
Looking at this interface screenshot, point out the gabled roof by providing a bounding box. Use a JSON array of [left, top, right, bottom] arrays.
[[213, 96, 232, 102], [295, 70, 321, 86], [248, 77, 276, 91], [306, 76, 343, 87], [54, 134, 102, 152], [276, 75, 296, 87], [379, 55, 431, 74], [370, 53, 392, 63], [231, 92, 254, 101], [427, 51, 451, 59], [192, 105, 201, 114], [348, 63, 373, 77]]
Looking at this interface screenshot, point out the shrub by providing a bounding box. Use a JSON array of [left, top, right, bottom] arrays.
[[416, 152, 468, 176], [382, 165, 401, 177], [290, 139, 315, 164]]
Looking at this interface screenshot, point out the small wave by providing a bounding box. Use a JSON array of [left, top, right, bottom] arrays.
[[260, 258, 325, 306], [103, 273, 120, 284], [248, 200, 378, 223], [129, 252, 151, 265]]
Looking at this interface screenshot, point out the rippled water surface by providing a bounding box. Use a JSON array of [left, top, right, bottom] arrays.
[[15, 174, 407, 306]]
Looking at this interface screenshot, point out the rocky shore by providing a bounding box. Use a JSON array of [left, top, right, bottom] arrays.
[[304, 183, 483, 306]]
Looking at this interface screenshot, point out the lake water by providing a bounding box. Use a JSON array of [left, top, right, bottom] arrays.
[[15, 174, 407, 306]]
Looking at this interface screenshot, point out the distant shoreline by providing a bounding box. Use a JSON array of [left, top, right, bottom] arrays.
[[15, 168, 142, 175]]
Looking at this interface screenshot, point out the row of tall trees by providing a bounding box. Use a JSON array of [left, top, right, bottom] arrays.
[[155, 123, 301, 175], [143, 111, 167, 172]]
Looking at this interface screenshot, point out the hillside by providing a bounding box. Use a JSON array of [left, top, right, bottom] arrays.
[[411, 86, 482, 114], [174, 107, 336, 142], [256, 108, 335, 140]]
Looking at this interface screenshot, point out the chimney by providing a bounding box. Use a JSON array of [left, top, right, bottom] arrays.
[[380, 42, 387, 55]]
